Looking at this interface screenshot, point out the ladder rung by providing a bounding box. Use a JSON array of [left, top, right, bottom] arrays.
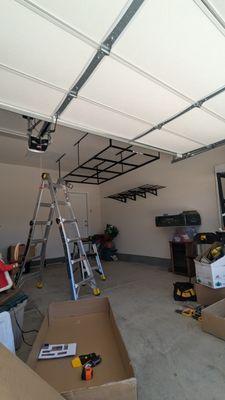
[[71, 256, 85, 264], [40, 202, 52, 207], [86, 252, 95, 257], [30, 255, 41, 260], [31, 239, 47, 244], [75, 276, 94, 288], [19, 271, 41, 285], [62, 219, 76, 223], [67, 237, 80, 243]]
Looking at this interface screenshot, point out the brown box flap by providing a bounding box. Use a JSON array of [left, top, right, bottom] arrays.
[[202, 298, 225, 318], [195, 283, 225, 306], [0, 344, 64, 400], [48, 297, 109, 323], [202, 299, 225, 340]]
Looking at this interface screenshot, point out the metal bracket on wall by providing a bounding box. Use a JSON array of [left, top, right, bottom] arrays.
[[106, 184, 166, 203]]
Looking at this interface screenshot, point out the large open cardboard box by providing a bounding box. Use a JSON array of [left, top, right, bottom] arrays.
[[0, 344, 64, 400], [202, 298, 225, 341], [27, 297, 137, 400], [195, 283, 225, 306]]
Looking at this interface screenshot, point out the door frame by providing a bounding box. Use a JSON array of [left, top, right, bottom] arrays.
[[69, 191, 89, 237], [215, 164, 225, 229]]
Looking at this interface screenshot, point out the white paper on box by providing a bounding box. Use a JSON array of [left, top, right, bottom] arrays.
[[38, 343, 76, 360], [195, 255, 225, 289]]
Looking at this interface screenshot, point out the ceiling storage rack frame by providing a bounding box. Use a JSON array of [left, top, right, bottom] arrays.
[[61, 139, 160, 185]]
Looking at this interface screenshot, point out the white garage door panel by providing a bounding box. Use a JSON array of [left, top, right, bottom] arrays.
[[205, 91, 225, 119], [0, 68, 64, 117], [136, 130, 202, 154], [113, 0, 225, 100], [0, 0, 95, 89], [0, 0, 224, 156], [166, 108, 225, 145], [80, 57, 190, 124], [207, 0, 225, 20], [29, 0, 131, 43], [60, 98, 150, 139]]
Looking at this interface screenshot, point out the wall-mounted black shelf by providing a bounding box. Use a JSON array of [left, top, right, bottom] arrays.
[[106, 184, 166, 203]]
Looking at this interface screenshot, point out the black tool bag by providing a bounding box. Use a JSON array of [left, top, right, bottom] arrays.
[[173, 282, 197, 301]]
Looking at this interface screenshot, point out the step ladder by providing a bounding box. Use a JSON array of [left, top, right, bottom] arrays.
[[73, 239, 106, 280], [16, 173, 103, 300]]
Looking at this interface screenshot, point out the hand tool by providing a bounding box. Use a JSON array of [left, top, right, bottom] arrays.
[[81, 365, 93, 381]]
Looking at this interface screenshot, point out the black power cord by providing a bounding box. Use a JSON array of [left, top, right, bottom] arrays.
[[13, 309, 38, 347]]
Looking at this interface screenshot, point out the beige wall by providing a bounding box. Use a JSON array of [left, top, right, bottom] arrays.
[[100, 147, 225, 259], [0, 162, 103, 258], [1, 145, 224, 261]]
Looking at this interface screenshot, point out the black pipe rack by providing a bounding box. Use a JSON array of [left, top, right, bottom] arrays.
[[62, 139, 160, 185], [106, 184, 166, 203]]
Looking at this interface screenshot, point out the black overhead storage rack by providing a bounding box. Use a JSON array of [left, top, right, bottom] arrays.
[[62, 139, 160, 185]]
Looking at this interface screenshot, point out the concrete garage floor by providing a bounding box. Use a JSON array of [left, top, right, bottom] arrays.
[[17, 261, 225, 400]]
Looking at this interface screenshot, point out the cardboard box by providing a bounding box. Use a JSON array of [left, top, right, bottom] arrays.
[[195, 283, 225, 305], [194, 255, 225, 288], [202, 298, 225, 341], [27, 297, 137, 400], [0, 344, 64, 400]]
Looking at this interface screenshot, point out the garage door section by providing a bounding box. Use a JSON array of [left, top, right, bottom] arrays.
[[0, 0, 224, 159]]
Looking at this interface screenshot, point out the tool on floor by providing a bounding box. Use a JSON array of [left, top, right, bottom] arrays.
[[71, 353, 101, 368], [72, 353, 102, 381], [81, 365, 93, 381], [175, 305, 204, 321], [15, 173, 104, 300]]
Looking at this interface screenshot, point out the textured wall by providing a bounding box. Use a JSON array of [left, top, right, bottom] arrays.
[[100, 147, 225, 259], [0, 162, 103, 258]]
